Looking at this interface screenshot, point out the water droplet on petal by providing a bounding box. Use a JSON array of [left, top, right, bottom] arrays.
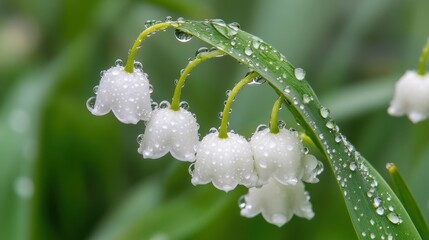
[[175, 29, 193, 42], [179, 101, 190, 110], [93, 85, 99, 94], [151, 102, 159, 110], [86, 96, 96, 111], [256, 124, 268, 132], [149, 84, 154, 93], [134, 61, 143, 71], [159, 100, 170, 109], [209, 127, 218, 133], [115, 59, 123, 66], [294, 68, 306, 80], [137, 134, 144, 144], [238, 195, 246, 209], [188, 163, 195, 176], [100, 70, 106, 78]]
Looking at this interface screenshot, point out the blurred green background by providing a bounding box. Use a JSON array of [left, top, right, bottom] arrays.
[[1, 0, 429, 239]]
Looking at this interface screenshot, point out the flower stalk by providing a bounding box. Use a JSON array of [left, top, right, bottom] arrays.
[[218, 72, 259, 138], [171, 50, 225, 111], [125, 22, 178, 73], [269, 96, 284, 134]]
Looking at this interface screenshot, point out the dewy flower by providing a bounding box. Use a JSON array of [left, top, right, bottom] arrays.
[[388, 70, 429, 123], [250, 128, 322, 186], [88, 63, 152, 124], [138, 102, 199, 162], [240, 179, 314, 227], [191, 131, 258, 192]]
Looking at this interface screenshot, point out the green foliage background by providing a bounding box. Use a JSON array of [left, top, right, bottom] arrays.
[[0, 0, 428, 239]]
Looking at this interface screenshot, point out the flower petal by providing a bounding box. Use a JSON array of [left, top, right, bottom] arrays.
[[192, 132, 257, 192]]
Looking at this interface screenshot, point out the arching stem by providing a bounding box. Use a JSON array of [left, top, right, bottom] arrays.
[[124, 22, 178, 73], [269, 96, 284, 134], [170, 50, 225, 111], [218, 72, 259, 139], [418, 38, 429, 76]]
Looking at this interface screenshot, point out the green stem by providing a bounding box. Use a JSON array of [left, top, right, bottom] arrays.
[[218, 72, 259, 138], [418, 38, 429, 76], [170, 50, 225, 111], [124, 22, 178, 73], [269, 96, 284, 134]]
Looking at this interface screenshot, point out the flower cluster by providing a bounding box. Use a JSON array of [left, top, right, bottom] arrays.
[[89, 57, 323, 227], [388, 70, 429, 123]]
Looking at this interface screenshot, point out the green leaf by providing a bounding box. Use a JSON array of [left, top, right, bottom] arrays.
[[387, 163, 429, 239], [173, 20, 422, 239]]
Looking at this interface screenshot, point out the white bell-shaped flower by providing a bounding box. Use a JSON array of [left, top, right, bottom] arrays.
[[89, 63, 152, 124], [388, 70, 429, 123], [250, 128, 316, 186], [191, 131, 258, 192], [302, 154, 323, 183], [240, 179, 314, 227], [138, 103, 199, 162]]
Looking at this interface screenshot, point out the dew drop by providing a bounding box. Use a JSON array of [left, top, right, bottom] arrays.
[[294, 68, 306, 80], [225, 90, 231, 97], [175, 29, 193, 42], [134, 61, 143, 71], [320, 107, 330, 118], [370, 233, 376, 239], [373, 197, 382, 208], [228, 22, 241, 30], [349, 162, 357, 171], [195, 47, 209, 56], [256, 124, 268, 132], [326, 120, 335, 129], [376, 207, 385, 215], [188, 163, 195, 176], [100, 70, 106, 78], [149, 84, 154, 93], [387, 212, 401, 224], [277, 120, 286, 129], [177, 17, 185, 24], [218, 112, 223, 119], [302, 94, 312, 104], [93, 85, 99, 94], [159, 100, 170, 109], [115, 59, 123, 66], [209, 127, 218, 133], [238, 195, 246, 209], [165, 16, 173, 22], [137, 134, 144, 144], [252, 40, 261, 49], [244, 46, 253, 56], [144, 20, 155, 28], [179, 101, 190, 110], [86, 96, 96, 112], [151, 102, 159, 110]]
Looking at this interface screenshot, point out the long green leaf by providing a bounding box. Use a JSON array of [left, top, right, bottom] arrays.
[[387, 163, 429, 239], [172, 20, 421, 239]]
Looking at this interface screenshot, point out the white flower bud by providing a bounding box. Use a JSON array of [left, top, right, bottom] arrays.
[[240, 179, 314, 227], [90, 65, 152, 124], [388, 70, 429, 123], [191, 132, 258, 192], [138, 107, 199, 162]]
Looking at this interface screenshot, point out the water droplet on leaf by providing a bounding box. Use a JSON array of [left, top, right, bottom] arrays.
[[175, 29, 193, 42], [294, 68, 306, 80]]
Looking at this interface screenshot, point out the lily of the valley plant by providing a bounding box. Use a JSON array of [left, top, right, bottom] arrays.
[[88, 18, 429, 239]]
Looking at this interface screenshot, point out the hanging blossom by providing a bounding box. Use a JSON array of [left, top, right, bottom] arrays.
[[191, 131, 258, 192], [240, 179, 314, 227], [138, 101, 199, 162], [88, 61, 152, 124], [250, 128, 323, 186], [388, 70, 429, 123]]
